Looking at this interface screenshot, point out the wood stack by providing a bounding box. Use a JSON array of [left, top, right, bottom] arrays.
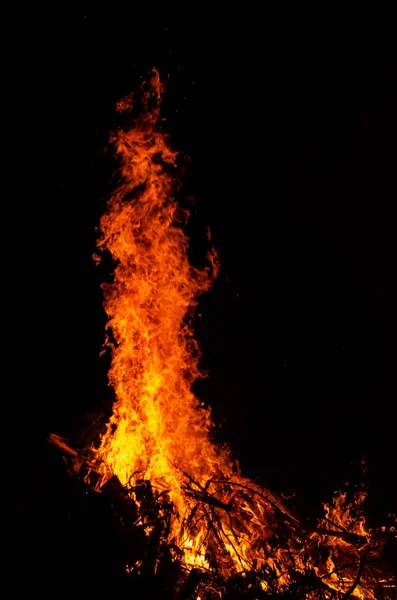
[[48, 433, 396, 599]]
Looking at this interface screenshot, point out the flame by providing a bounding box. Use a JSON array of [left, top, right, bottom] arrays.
[[90, 70, 392, 598], [94, 69, 233, 500], [322, 489, 370, 538]]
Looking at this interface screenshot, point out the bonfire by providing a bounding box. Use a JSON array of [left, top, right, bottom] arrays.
[[49, 70, 396, 599]]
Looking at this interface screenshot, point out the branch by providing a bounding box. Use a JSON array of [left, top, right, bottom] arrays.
[[212, 479, 300, 525], [48, 433, 100, 473], [340, 549, 368, 599]]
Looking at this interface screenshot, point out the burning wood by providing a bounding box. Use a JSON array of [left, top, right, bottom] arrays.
[[49, 70, 396, 598], [49, 433, 396, 598]]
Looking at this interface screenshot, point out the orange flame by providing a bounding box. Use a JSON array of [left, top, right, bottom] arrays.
[[91, 70, 392, 597], [94, 69, 234, 506]]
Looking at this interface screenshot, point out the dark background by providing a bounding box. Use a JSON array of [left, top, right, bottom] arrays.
[[13, 8, 396, 589]]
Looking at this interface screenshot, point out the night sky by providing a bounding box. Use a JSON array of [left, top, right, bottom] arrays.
[[15, 10, 396, 586]]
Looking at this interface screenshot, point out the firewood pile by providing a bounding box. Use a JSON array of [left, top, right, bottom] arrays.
[[49, 433, 396, 599]]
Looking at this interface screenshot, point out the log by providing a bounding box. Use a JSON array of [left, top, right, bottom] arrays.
[[48, 433, 100, 473], [48, 433, 78, 457]]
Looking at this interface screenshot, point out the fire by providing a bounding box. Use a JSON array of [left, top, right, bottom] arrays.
[[321, 489, 369, 538], [87, 70, 395, 598], [93, 69, 233, 499]]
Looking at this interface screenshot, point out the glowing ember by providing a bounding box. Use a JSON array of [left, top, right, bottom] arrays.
[[85, 70, 395, 598]]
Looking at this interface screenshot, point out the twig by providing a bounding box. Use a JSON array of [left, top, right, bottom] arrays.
[[339, 549, 368, 599], [212, 479, 300, 525], [367, 567, 385, 600], [304, 526, 366, 544], [184, 486, 232, 512], [323, 516, 350, 533], [80, 413, 105, 438]]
